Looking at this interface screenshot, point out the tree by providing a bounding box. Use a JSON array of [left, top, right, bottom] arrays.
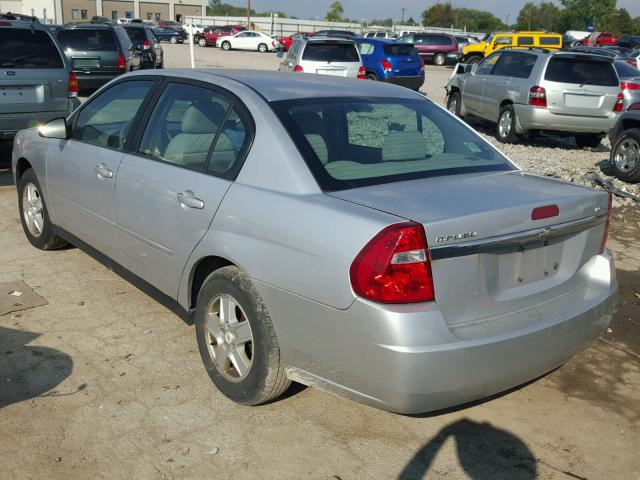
[[406, 16, 417, 26], [325, 1, 344, 22], [422, 2, 455, 27], [421, 2, 505, 32], [559, 0, 617, 30], [516, 2, 562, 32], [603, 8, 636, 36]]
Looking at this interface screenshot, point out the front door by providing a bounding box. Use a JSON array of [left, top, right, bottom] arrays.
[[46, 79, 155, 259], [114, 81, 252, 297]]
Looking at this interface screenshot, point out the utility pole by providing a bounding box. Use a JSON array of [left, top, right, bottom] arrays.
[[247, 0, 250, 28], [401, 8, 405, 24]]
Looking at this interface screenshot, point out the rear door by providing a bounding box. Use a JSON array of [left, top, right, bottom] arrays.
[[58, 28, 121, 76], [114, 81, 253, 297], [0, 27, 68, 114], [541, 55, 620, 117], [483, 51, 537, 119], [462, 52, 502, 116], [300, 41, 361, 78]]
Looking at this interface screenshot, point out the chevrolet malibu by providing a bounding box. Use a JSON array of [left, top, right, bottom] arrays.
[[11, 70, 617, 414]]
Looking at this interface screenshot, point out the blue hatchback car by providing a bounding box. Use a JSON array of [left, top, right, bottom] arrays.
[[355, 38, 425, 91]]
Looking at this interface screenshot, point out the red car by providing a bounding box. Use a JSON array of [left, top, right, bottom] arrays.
[[196, 25, 247, 47], [581, 32, 619, 47], [277, 32, 314, 51]]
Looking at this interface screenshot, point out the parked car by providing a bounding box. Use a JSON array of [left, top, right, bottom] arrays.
[[364, 31, 397, 39], [0, 16, 80, 144], [355, 38, 424, 90], [117, 18, 132, 25], [216, 31, 276, 52], [124, 24, 163, 69], [314, 29, 357, 38], [195, 25, 246, 47], [618, 36, 640, 49], [609, 108, 640, 182], [12, 70, 616, 414], [455, 35, 479, 53], [152, 26, 184, 44], [614, 61, 640, 112], [157, 20, 187, 39], [183, 23, 204, 38], [57, 23, 141, 91], [397, 33, 459, 66], [581, 32, 619, 46], [569, 46, 638, 68], [90, 16, 113, 24], [446, 49, 623, 147], [461, 31, 563, 64], [278, 37, 365, 78], [277, 32, 313, 51]]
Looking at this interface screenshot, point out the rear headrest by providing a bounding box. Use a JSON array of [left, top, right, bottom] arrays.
[[292, 110, 325, 135], [381, 131, 427, 162], [181, 103, 226, 134]]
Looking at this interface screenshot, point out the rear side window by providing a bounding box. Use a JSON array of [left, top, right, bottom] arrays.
[[302, 43, 359, 62], [125, 27, 146, 42], [0, 29, 63, 68], [59, 29, 118, 51], [383, 44, 418, 56], [493, 52, 537, 78], [540, 36, 561, 46], [358, 42, 375, 55], [517, 36, 533, 46], [544, 57, 618, 86]]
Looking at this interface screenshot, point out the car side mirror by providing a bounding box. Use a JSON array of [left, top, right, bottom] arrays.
[[39, 118, 69, 139], [276, 50, 284, 58]]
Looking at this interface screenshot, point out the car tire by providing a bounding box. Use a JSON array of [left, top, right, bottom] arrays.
[[17, 169, 68, 250], [366, 72, 378, 81], [170, 36, 177, 44], [258, 43, 267, 53], [195, 266, 291, 405], [575, 134, 603, 149], [433, 53, 446, 66], [467, 55, 483, 64], [157, 58, 164, 69], [496, 104, 519, 143], [198, 37, 207, 47], [447, 91, 462, 117], [221, 41, 231, 51], [609, 128, 640, 182]]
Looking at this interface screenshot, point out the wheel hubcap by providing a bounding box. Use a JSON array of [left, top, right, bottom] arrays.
[[22, 183, 44, 237], [499, 111, 512, 138], [615, 138, 639, 173], [448, 97, 457, 113], [204, 294, 253, 382]]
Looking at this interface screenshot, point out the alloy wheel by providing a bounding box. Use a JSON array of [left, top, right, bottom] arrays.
[[22, 182, 44, 238], [498, 111, 512, 138], [448, 96, 457, 114], [614, 138, 640, 173]]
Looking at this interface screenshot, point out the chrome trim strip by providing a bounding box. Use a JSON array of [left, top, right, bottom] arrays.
[[430, 214, 606, 260]]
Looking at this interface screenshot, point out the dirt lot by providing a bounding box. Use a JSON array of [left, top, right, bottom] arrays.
[[0, 44, 639, 480]]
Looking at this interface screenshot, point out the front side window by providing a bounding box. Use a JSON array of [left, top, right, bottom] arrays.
[[0, 29, 64, 68], [74, 80, 154, 149], [273, 97, 513, 190], [476, 53, 502, 75]]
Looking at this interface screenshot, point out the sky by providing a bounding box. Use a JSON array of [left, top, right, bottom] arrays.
[[233, 0, 640, 24]]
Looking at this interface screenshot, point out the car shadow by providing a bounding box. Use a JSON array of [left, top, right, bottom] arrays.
[[0, 326, 74, 409], [0, 170, 14, 187], [398, 418, 537, 480]]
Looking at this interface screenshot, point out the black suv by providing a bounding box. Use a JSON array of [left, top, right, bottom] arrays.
[[58, 23, 141, 91], [124, 24, 163, 69]]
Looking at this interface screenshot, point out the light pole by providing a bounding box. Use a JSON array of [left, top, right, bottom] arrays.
[[401, 8, 405, 24], [247, 0, 251, 28], [506, 14, 510, 27]]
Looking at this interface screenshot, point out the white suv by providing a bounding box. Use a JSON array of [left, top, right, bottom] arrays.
[[278, 37, 365, 79]]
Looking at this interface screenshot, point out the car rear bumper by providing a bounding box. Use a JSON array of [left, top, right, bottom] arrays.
[[74, 73, 122, 90], [514, 104, 618, 134], [383, 75, 425, 91], [0, 101, 79, 139], [256, 250, 617, 414]]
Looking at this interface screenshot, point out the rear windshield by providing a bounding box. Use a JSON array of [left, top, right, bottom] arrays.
[[125, 27, 146, 42], [544, 57, 618, 86], [383, 44, 418, 56], [272, 98, 513, 191], [58, 29, 117, 51], [0, 29, 63, 68], [302, 43, 359, 62]]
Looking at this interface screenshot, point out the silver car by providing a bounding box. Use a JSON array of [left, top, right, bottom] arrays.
[[614, 60, 640, 111], [446, 50, 623, 148], [278, 37, 365, 78], [12, 70, 616, 414]]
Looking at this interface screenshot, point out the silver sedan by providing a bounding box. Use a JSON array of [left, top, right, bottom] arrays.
[[12, 70, 617, 413]]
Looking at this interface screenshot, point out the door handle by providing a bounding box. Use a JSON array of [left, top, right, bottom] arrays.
[[177, 190, 205, 209], [95, 164, 113, 178]]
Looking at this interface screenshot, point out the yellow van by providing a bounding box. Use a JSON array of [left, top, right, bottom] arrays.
[[460, 31, 563, 63]]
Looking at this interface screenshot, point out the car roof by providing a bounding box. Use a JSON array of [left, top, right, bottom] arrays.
[[306, 36, 356, 43], [63, 23, 116, 29], [130, 69, 420, 102]]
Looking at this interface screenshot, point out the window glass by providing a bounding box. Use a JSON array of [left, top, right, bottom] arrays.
[[71, 9, 78, 19], [207, 108, 250, 175], [273, 98, 511, 190], [494, 36, 513, 46], [544, 57, 618, 86], [383, 44, 418, 56], [517, 36, 534, 46], [81, 9, 88, 19], [302, 42, 359, 62], [539, 36, 561, 46], [476, 53, 502, 75], [0, 29, 64, 68], [125, 26, 145, 42], [74, 80, 153, 149], [493, 52, 536, 78], [59, 29, 117, 51], [358, 42, 375, 55], [138, 83, 232, 171]]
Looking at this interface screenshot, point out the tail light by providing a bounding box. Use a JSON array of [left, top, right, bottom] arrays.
[[380, 59, 393, 73], [600, 192, 613, 254], [613, 92, 624, 112], [143, 39, 150, 49], [621, 82, 640, 91], [528, 86, 547, 108], [626, 59, 638, 68], [68, 72, 78, 98], [350, 222, 435, 304], [117, 54, 126, 70], [293, 65, 304, 72], [357, 66, 366, 79]]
